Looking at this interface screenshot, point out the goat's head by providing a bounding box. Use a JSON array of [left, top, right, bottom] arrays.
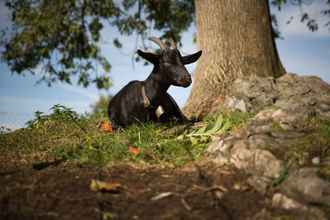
[[137, 37, 202, 88]]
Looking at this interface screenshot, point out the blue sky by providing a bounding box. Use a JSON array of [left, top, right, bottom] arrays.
[[0, 1, 329, 130]]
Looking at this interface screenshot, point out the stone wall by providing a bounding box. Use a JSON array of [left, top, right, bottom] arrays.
[[207, 73, 330, 219]]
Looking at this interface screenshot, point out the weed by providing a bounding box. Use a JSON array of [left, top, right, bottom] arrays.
[[0, 106, 252, 166], [271, 164, 289, 187], [263, 118, 330, 169], [0, 126, 11, 134], [178, 111, 253, 145], [318, 165, 330, 182]]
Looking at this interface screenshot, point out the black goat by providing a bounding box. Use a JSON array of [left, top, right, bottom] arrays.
[[108, 37, 202, 129]]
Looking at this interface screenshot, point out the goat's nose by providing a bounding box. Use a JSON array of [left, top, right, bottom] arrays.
[[185, 74, 192, 82], [185, 76, 192, 84], [180, 75, 192, 87]]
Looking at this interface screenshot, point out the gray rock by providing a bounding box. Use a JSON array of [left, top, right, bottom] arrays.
[[270, 193, 328, 220], [206, 136, 238, 165], [251, 206, 327, 220], [281, 168, 330, 205], [247, 176, 270, 195], [224, 96, 248, 112], [230, 76, 279, 112], [250, 209, 272, 220], [206, 73, 330, 219], [230, 145, 282, 178], [272, 193, 305, 210], [207, 135, 282, 180], [217, 73, 330, 118]]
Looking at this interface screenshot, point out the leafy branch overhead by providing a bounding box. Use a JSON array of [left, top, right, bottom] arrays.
[[271, 0, 330, 33], [1, 0, 194, 89], [0, 0, 329, 89], [2, 0, 119, 89]]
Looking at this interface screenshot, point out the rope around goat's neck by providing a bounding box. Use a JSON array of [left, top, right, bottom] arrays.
[[141, 85, 151, 108]]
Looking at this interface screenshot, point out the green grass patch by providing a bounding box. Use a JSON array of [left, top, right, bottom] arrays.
[[271, 164, 289, 187], [318, 165, 330, 182], [0, 105, 252, 166], [178, 111, 253, 145], [263, 117, 330, 169]]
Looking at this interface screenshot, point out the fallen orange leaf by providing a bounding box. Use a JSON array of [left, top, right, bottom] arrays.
[[90, 179, 122, 192], [128, 145, 140, 155], [99, 121, 113, 133]]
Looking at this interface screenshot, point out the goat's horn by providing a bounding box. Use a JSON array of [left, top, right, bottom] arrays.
[[169, 38, 177, 49], [149, 37, 166, 50]]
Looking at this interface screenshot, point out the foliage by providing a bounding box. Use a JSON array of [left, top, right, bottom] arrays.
[[318, 164, 330, 182], [2, 0, 329, 89], [271, 0, 330, 33], [178, 111, 253, 145], [286, 119, 330, 168], [0, 126, 12, 134], [271, 164, 289, 187], [1, 0, 194, 89], [0, 105, 251, 166], [2, 0, 118, 89], [262, 117, 330, 170], [26, 104, 81, 129], [90, 95, 111, 118]]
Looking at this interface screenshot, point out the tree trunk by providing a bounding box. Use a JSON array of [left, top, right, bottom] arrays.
[[184, 0, 285, 118]]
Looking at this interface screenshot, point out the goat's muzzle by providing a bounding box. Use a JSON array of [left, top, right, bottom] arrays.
[[179, 75, 192, 87]]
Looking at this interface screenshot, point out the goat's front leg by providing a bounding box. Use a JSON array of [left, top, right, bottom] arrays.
[[157, 93, 188, 123]]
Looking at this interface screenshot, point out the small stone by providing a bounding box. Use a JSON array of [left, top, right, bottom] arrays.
[[214, 190, 225, 199], [255, 109, 274, 120], [272, 193, 304, 210], [224, 96, 247, 112], [251, 208, 272, 220], [271, 109, 286, 119], [312, 157, 320, 165], [236, 99, 247, 112], [247, 176, 270, 195]]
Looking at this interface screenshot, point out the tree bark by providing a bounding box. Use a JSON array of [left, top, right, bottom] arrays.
[[184, 0, 285, 118]]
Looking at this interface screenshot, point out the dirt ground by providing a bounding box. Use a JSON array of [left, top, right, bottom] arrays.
[[0, 155, 271, 220]]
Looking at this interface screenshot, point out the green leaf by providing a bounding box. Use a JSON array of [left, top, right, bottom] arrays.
[[113, 38, 122, 48], [206, 114, 224, 134], [89, 18, 103, 41], [98, 57, 111, 72]]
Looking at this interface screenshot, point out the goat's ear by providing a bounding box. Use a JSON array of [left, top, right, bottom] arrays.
[[181, 50, 202, 65], [137, 50, 159, 64]]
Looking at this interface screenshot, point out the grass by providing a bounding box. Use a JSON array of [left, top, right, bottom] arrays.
[[0, 104, 252, 167], [287, 119, 330, 167], [259, 115, 330, 170], [318, 165, 330, 182]]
